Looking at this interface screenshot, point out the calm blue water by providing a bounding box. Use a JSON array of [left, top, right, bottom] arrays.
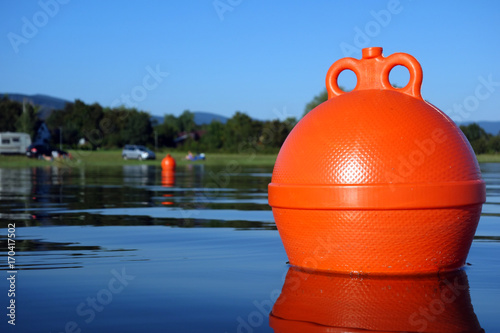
[[0, 163, 499, 332]]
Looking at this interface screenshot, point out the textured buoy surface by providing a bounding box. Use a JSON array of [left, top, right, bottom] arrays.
[[268, 47, 486, 274]]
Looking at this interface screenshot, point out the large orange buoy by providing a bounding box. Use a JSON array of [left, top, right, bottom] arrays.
[[270, 267, 482, 332], [268, 47, 486, 274], [161, 154, 176, 171]]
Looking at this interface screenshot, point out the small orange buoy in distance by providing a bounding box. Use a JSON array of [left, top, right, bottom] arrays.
[[161, 154, 176, 204], [161, 154, 176, 171]]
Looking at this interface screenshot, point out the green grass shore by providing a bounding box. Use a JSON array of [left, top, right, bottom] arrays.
[[0, 150, 499, 168], [476, 154, 500, 163], [0, 150, 279, 168]]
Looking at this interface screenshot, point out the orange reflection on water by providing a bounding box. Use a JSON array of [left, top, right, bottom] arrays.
[[270, 267, 482, 333], [161, 170, 175, 205]]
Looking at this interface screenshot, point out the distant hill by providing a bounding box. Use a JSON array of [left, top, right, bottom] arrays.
[[152, 111, 228, 126], [193, 111, 228, 125], [2, 93, 70, 120], [3, 93, 229, 126], [458, 121, 500, 135]]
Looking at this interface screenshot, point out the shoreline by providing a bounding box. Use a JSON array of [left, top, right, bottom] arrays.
[[0, 150, 278, 168], [0, 150, 499, 168]]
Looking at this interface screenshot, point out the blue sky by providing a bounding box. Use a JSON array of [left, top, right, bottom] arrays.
[[1, 1, 499, 122]]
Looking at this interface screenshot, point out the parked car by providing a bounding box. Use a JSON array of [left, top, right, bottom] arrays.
[[26, 144, 69, 159], [26, 143, 52, 158], [122, 145, 156, 160]]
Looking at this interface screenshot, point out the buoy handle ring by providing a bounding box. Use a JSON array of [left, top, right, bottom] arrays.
[[326, 47, 423, 100]]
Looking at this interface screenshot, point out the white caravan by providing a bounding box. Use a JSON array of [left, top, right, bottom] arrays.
[[0, 132, 32, 154]]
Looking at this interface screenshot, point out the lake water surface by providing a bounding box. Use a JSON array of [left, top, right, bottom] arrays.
[[1, 163, 499, 332]]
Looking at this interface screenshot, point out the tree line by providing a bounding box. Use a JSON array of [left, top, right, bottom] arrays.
[[1, 94, 499, 155], [0, 95, 41, 140], [0, 95, 297, 153], [459, 123, 500, 154]]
